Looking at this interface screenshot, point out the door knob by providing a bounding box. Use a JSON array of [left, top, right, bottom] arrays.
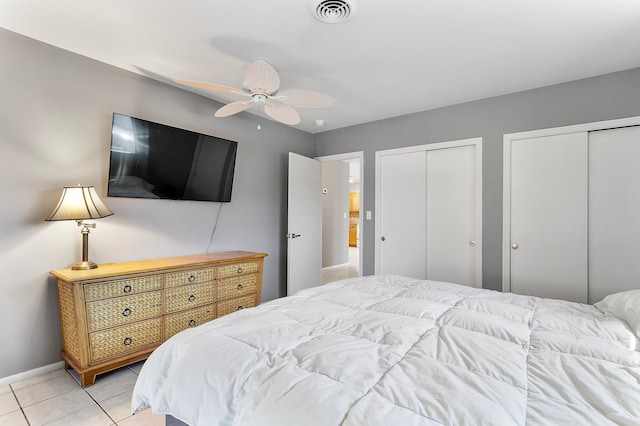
[[511, 243, 519, 250], [469, 240, 476, 246], [381, 236, 386, 241]]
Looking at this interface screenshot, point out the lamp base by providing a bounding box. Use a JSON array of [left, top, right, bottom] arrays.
[[71, 260, 98, 270]]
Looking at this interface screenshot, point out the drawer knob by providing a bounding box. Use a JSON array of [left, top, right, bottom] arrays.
[[123, 285, 132, 293], [189, 319, 196, 327], [122, 308, 132, 317], [237, 284, 243, 291], [237, 305, 243, 311], [188, 295, 196, 303], [237, 267, 243, 274], [188, 275, 196, 282], [123, 337, 132, 346]]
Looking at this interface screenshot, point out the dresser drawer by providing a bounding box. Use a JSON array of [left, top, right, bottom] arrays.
[[84, 275, 162, 302], [86, 291, 162, 332], [218, 274, 258, 301], [165, 281, 216, 313], [165, 304, 216, 340], [164, 267, 217, 288], [217, 260, 259, 278], [89, 317, 162, 363], [217, 295, 257, 318]]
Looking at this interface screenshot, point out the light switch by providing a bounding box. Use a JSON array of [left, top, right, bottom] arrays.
[[366, 210, 372, 220]]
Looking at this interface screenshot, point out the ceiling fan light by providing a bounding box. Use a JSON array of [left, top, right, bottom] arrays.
[[312, 0, 357, 23]]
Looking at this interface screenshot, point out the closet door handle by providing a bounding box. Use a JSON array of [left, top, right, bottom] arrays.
[[511, 243, 519, 250], [469, 240, 476, 246], [381, 236, 386, 241]]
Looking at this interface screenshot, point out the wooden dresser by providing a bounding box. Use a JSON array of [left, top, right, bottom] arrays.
[[50, 251, 267, 386]]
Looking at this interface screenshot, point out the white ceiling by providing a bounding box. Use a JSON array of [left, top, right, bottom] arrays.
[[2, 0, 640, 133]]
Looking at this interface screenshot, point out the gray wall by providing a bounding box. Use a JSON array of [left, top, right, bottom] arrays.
[[0, 29, 313, 378], [314, 67, 640, 291], [321, 161, 349, 267]]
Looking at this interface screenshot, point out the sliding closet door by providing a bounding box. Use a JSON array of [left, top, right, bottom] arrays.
[[426, 145, 478, 286], [509, 133, 588, 303], [376, 139, 481, 285], [589, 126, 640, 303], [378, 150, 427, 279]]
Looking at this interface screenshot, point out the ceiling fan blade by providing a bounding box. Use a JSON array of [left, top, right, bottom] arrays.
[[244, 60, 280, 94], [264, 102, 301, 125], [214, 101, 253, 118], [277, 89, 336, 108], [175, 80, 245, 94]]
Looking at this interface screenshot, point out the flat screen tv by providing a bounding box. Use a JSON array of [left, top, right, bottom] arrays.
[[108, 113, 238, 202]]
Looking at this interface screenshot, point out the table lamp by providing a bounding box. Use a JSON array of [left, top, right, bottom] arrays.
[[46, 185, 114, 270]]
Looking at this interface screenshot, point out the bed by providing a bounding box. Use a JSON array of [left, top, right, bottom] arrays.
[[131, 275, 640, 425]]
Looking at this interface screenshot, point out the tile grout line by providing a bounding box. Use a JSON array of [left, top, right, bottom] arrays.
[[65, 368, 122, 426], [9, 385, 31, 426], [67, 366, 142, 426]]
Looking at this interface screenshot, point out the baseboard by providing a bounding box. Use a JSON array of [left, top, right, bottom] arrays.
[[0, 361, 66, 387], [322, 262, 350, 270]]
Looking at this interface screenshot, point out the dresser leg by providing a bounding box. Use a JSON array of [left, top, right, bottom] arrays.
[[64, 360, 71, 370], [80, 372, 97, 387]]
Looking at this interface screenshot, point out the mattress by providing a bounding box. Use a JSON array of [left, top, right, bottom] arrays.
[[131, 275, 640, 425]]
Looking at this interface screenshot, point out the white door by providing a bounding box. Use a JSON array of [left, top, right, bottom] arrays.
[[426, 145, 478, 286], [509, 133, 588, 303], [287, 153, 322, 296], [376, 139, 481, 285], [378, 150, 427, 278], [589, 126, 640, 303]]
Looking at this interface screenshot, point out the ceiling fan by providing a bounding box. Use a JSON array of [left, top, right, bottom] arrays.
[[175, 59, 335, 126]]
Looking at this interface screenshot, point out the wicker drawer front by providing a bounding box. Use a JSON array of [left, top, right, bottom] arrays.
[[89, 317, 162, 363], [218, 274, 258, 301], [165, 304, 216, 340], [165, 281, 216, 313], [164, 267, 216, 288], [84, 275, 162, 302], [217, 295, 257, 318], [86, 291, 162, 332], [217, 261, 259, 278]]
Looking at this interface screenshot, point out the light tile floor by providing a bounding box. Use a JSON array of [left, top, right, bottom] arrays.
[[0, 362, 163, 426], [321, 247, 360, 284]]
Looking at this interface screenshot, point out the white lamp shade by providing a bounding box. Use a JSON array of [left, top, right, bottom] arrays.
[[46, 186, 114, 221]]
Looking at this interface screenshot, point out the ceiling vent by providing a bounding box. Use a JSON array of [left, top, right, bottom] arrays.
[[312, 0, 357, 24]]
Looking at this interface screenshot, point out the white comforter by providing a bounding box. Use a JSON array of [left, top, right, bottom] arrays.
[[131, 275, 640, 425]]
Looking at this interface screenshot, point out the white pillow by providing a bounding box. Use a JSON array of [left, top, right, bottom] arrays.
[[595, 290, 640, 337]]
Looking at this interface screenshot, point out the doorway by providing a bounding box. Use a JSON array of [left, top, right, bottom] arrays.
[[316, 152, 363, 284]]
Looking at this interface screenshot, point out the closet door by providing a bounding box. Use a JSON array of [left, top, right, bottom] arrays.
[[509, 133, 588, 303], [589, 126, 640, 303], [426, 145, 478, 286], [378, 151, 427, 278], [376, 139, 481, 285]]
